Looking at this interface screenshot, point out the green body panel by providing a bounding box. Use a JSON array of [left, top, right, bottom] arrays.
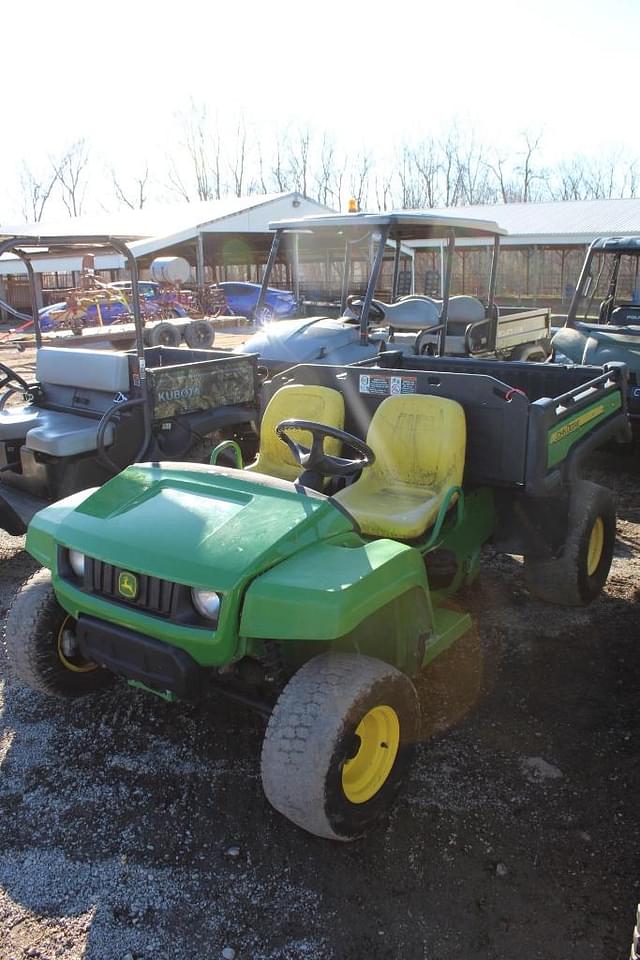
[[547, 392, 622, 467], [261, 585, 433, 677], [240, 538, 429, 641], [26, 459, 494, 684], [425, 603, 473, 664], [28, 463, 352, 591], [27, 463, 355, 667], [425, 487, 495, 595]]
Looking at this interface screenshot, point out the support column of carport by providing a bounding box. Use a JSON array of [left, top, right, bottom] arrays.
[[195, 231, 206, 301], [0, 275, 8, 324]]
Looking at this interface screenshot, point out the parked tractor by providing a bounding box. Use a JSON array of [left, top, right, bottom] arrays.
[[3, 349, 629, 840]]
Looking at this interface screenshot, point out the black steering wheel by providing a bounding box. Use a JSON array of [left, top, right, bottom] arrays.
[[276, 419, 375, 483], [346, 295, 387, 323], [0, 363, 30, 393]]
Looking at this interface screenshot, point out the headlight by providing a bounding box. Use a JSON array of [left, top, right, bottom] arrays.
[[68, 549, 85, 578], [191, 588, 222, 622]]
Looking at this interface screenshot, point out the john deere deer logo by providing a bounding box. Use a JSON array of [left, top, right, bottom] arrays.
[[118, 571, 138, 600]]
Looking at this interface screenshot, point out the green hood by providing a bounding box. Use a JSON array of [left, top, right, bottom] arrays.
[[28, 462, 355, 591]]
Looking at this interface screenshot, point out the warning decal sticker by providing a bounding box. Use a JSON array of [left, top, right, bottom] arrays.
[[359, 373, 417, 397]]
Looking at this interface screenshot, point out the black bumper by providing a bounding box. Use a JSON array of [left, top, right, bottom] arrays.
[[76, 615, 206, 699]]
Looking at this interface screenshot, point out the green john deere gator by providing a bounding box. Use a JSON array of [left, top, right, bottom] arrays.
[[3, 351, 630, 840]]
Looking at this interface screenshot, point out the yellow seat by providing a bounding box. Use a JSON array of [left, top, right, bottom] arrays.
[[246, 384, 345, 482], [334, 394, 466, 540]]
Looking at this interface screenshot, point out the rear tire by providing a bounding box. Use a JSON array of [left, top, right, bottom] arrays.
[[3, 569, 114, 698], [524, 479, 616, 606], [184, 319, 215, 349], [148, 321, 181, 347], [261, 652, 420, 841]]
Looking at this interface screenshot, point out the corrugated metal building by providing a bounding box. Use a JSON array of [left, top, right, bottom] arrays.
[[409, 198, 640, 309], [2, 195, 639, 316], [0, 192, 332, 315]]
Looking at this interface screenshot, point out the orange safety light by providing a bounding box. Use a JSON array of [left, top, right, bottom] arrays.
[[348, 197, 358, 214]]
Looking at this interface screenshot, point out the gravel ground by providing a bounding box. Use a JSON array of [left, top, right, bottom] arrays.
[[0, 344, 638, 959]]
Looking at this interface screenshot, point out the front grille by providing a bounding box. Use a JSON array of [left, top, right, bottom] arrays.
[[85, 557, 176, 617]]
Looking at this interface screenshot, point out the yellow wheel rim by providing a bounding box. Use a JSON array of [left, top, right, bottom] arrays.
[[587, 516, 605, 577], [341, 705, 400, 805], [57, 616, 97, 674]]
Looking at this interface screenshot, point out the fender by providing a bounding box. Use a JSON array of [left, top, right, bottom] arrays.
[[240, 537, 430, 643]]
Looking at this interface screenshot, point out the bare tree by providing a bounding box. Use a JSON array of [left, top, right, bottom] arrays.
[[349, 151, 372, 210], [550, 155, 589, 200], [111, 164, 150, 209], [167, 101, 222, 202], [440, 129, 463, 207], [455, 133, 496, 205], [19, 162, 58, 221], [312, 135, 346, 208], [256, 143, 270, 194], [314, 135, 334, 206], [549, 151, 639, 201], [515, 131, 547, 202], [373, 169, 394, 211], [289, 128, 311, 197], [53, 140, 90, 217], [229, 120, 248, 197], [270, 134, 291, 192], [412, 138, 441, 208], [397, 146, 426, 209]]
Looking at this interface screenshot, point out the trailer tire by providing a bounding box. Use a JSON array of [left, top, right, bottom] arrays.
[[261, 652, 420, 840], [524, 480, 615, 606], [148, 322, 181, 347], [184, 320, 215, 349], [3, 568, 115, 698]]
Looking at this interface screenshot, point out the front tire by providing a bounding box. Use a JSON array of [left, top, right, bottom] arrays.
[[524, 479, 616, 606], [3, 569, 115, 698], [260, 653, 420, 841]]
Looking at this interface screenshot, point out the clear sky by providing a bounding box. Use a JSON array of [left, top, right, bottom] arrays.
[[2, 0, 639, 219]]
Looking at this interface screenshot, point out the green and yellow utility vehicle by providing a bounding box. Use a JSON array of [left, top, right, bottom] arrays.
[[3, 351, 630, 840]]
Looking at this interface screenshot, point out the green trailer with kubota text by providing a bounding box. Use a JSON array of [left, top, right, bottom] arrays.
[[3, 352, 629, 840]]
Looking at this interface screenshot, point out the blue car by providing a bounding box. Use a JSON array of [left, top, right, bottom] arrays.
[[219, 282, 298, 322]]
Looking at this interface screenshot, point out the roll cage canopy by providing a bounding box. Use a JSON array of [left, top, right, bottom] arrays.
[[267, 210, 507, 240], [256, 211, 508, 348], [0, 233, 145, 359], [567, 236, 640, 327], [587, 236, 640, 255]]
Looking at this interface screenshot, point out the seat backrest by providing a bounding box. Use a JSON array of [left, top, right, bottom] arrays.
[[249, 384, 345, 481], [384, 297, 441, 331], [36, 347, 131, 393], [365, 394, 466, 491], [447, 296, 486, 325]]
